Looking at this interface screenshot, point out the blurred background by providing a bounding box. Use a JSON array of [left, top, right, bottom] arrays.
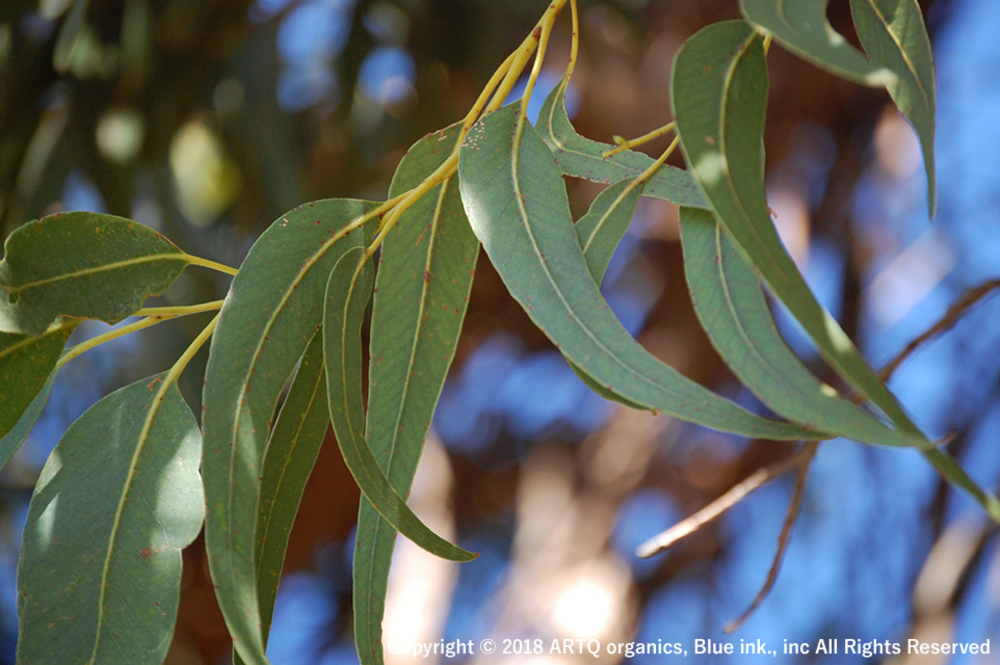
[[1, 0, 999, 663]]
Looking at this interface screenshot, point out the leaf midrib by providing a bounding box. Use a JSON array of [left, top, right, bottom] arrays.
[[5, 253, 187, 292]]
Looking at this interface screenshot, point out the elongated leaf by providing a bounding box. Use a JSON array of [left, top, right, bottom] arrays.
[[0, 370, 56, 469], [850, 0, 936, 214], [679, 207, 921, 446], [17, 373, 204, 665], [202, 199, 376, 665], [537, 77, 708, 208], [671, 22, 1000, 521], [253, 333, 329, 650], [0, 212, 188, 335], [458, 105, 816, 441], [1, 321, 74, 440], [739, 0, 897, 86], [324, 247, 475, 563], [357, 123, 479, 665], [576, 179, 642, 284]]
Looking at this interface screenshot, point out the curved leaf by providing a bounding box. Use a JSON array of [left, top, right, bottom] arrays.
[[1, 321, 74, 440], [253, 332, 329, 651], [458, 104, 817, 441], [356, 123, 479, 665], [537, 77, 708, 208], [679, 207, 921, 446], [202, 199, 376, 665], [0, 370, 57, 470], [17, 373, 204, 665], [0, 212, 188, 335], [739, 0, 897, 86], [850, 0, 936, 214], [324, 247, 475, 563]]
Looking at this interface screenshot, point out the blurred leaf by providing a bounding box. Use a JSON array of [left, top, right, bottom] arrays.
[[357, 123, 479, 665], [679, 207, 922, 447], [0, 321, 74, 441], [0, 369, 56, 470], [253, 332, 329, 653], [850, 0, 937, 214], [458, 104, 816, 440], [739, 0, 896, 85], [324, 246, 475, 563], [52, 0, 89, 73], [538, 77, 708, 208], [17, 373, 204, 665], [0, 212, 187, 335], [202, 199, 376, 665]]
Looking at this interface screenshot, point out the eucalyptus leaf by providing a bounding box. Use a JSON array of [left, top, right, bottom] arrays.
[[357, 122, 479, 665], [324, 247, 475, 563], [0, 321, 74, 440], [850, 0, 936, 214], [0, 212, 187, 335], [739, 0, 897, 86], [17, 373, 204, 665], [458, 105, 817, 441], [537, 77, 708, 208], [202, 199, 376, 665], [0, 370, 56, 470]]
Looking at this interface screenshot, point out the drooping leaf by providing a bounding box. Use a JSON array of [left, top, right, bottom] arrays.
[[17, 373, 204, 665], [679, 207, 921, 447], [202, 199, 376, 665], [537, 77, 708, 208], [0, 370, 57, 470], [0, 212, 188, 335], [324, 247, 475, 563], [253, 332, 330, 651], [575, 178, 642, 284], [0, 320, 75, 441], [739, 0, 897, 86], [458, 104, 816, 441], [850, 0, 937, 214], [356, 123, 479, 665]]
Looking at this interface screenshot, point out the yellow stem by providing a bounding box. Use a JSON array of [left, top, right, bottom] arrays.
[[161, 314, 218, 388], [135, 300, 225, 317], [516, 9, 556, 134], [763, 33, 773, 55], [566, 0, 579, 79], [603, 121, 677, 158], [623, 135, 680, 195], [183, 254, 239, 276]]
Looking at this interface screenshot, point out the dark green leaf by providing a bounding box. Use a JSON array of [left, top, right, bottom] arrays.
[[458, 104, 816, 440], [253, 332, 329, 649], [324, 247, 475, 563], [202, 199, 376, 665], [850, 0, 937, 214], [537, 77, 708, 208], [356, 123, 479, 665], [739, 0, 896, 85], [0, 321, 74, 440], [0, 371, 57, 472], [0, 212, 187, 335], [17, 373, 204, 665], [679, 207, 921, 447], [575, 178, 642, 284]]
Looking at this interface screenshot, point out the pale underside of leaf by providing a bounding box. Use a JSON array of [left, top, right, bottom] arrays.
[[357, 122, 479, 665], [739, 0, 897, 86], [202, 199, 376, 665], [458, 104, 817, 441], [324, 247, 475, 564], [17, 374, 204, 665], [538, 77, 709, 209]]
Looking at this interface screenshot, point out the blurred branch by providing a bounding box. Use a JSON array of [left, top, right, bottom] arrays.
[[724, 441, 818, 633]]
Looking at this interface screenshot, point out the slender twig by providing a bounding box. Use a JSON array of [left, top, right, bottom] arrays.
[[724, 441, 819, 633], [636, 444, 817, 558], [879, 277, 1000, 382]]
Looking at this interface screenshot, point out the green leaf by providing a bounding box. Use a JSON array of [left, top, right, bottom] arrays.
[[0, 321, 75, 441], [739, 0, 897, 86], [324, 247, 475, 563], [575, 178, 642, 284], [356, 123, 479, 665], [458, 104, 817, 441], [0, 370, 57, 470], [202, 199, 376, 665], [679, 207, 921, 447], [17, 373, 204, 665], [537, 77, 709, 208], [850, 0, 937, 214], [253, 332, 329, 650], [0, 212, 188, 335]]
